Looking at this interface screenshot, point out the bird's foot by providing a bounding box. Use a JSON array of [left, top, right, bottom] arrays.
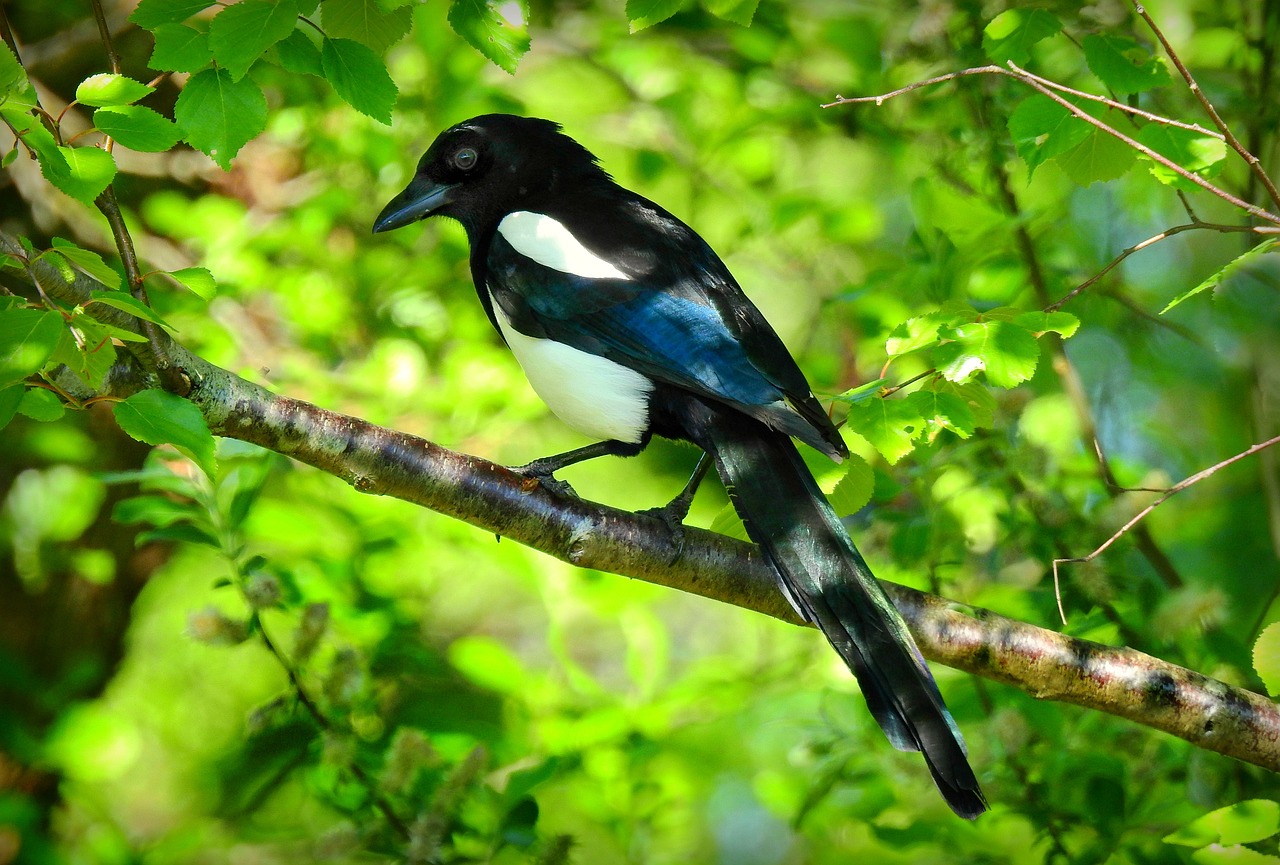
[[638, 492, 695, 561], [511, 458, 579, 499]]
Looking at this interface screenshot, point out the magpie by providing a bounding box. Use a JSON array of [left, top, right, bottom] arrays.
[[373, 114, 986, 818]]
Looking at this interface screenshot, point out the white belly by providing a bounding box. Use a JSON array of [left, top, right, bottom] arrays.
[[491, 296, 653, 444]]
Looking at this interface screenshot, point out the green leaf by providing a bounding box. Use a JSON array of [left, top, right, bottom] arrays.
[[209, 0, 299, 81], [274, 29, 324, 77], [704, 0, 759, 26], [935, 319, 1040, 388], [886, 313, 946, 358], [448, 635, 528, 694], [321, 0, 413, 53], [17, 387, 64, 422], [626, 0, 685, 31], [112, 493, 203, 528], [75, 73, 154, 107], [1083, 34, 1172, 94], [0, 384, 23, 430], [1190, 846, 1280, 865], [829, 453, 874, 516], [1136, 124, 1228, 191], [93, 105, 182, 153], [130, 0, 217, 29], [148, 23, 213, 72], [50, 238, 122, 290], [1054, 128, 1137, 186], [983, 8, 1061, 66], [0, 41, 31, 103], [928, 379, 997, 430], [320, 37, 397, 124], [162, 266, 218, 300], [1013, 310, 1080, 338], [1164, 800, 1280, 847], [51, 316, 118, 390], [2, 107, 69, 180], [0, 309, 64, 387], [113, 389, 217, 478], [844, 398, 923, 464], [1255, 622, 1280, 697], [904, 390, 975, 440], [708, 502, 748, 541], [832, 378, 888, 405], [49, 146, 117, 205], [175, 68, 267, 170], [1162, 239, 1278, 314], [1007, 95, 1091, 176], [447, 0, 531, 73], [86, 290, 175, 330]]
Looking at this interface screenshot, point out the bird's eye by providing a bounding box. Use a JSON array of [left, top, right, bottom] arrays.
[[452, 147, 478, 172]]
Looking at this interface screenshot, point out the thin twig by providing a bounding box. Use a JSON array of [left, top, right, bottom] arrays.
[[1053, 435, 1280, 622], [1047, 220, 1266, 311], [89, 0, 120, 74], [1131, 0, 1280, 212]]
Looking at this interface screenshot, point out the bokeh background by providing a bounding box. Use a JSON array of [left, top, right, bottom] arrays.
[[2, 0, 1279, 862]]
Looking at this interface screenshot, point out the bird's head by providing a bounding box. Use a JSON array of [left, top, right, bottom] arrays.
[[372, 114, 607, 238]]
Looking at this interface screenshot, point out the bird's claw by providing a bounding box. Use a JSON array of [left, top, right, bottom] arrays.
[[511, 461, 578, 499], [639, 497, 693, 561]]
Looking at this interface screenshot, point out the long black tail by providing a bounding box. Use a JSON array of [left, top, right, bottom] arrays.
[[695, 404, 986, 819]]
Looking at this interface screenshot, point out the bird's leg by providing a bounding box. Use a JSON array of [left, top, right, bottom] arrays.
[[639, 452, 712, 556], [512, 439, 641, 498]]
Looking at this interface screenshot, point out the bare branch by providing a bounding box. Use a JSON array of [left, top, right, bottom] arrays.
[[9, 228, 1280, 775]]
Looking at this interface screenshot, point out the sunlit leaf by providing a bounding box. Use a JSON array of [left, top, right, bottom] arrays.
[[1162, 239, 1278, 314], [845, 397, 923, 464], [904, 389, 975, 440], [209, 0, 299, 81], [1008, 95, 1091, 176], [829, 453, 874, 516], [1136, 124, 1227, 190], [1164, 800, 1280, 847], [75, 73, 154, 107], [175, 68, 267, 170], [1252, 622, 1280, 697], [1054, 128, 1138, 186], [50, 238, 122, 290], [322, 0, 413, 53], [113, 389, 217, 478], [94, 105, 182, 153], [704, 0, 760, 26], [447, 0, 530, 73], [935, 319, 1040, 388], [1013, 310, 1080, 338], [50, 146, 117, 205], [0, 308, 64, 387], [320, 37, 397, 124], [162, 266, 218, 300], [147, 23, 213, 72], [86, 291, 175, 330], [625, 0, 685, 32], [0, 384, 22, 429], [17, 387, 64, 422]]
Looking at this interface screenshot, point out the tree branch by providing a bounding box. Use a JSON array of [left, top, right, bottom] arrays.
[[6, 229, 1280, 775]]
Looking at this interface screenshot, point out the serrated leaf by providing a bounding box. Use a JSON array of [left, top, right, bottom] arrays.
[[886, 312, 946, 358], [935, 319, 1040, 388], [0, 384, 23, 430], [51, 317, 118, 390], [1008, 95, 1092, 177], [164, 266, 217, 300], [1, 41, 31, 103], [86, 290, 175, 330], [3, 108, 70, 179], [904, 390, 975, 440], [1014, 310, 1080, 338], [75, 73, 154, 107], [829, 453, 874, 516], [274, 29, 324, 77], [1136, 124, 1227, 190], [50, 238, 122, 290], [49, 146, 117, 205], [175, 68, 267, 170], [704, 0, 759, 26], [1054, 128, 1138, 186], [447, 0, 531, 73], [1191, 845, 1280, 865], [322, 0, 413, 53], [320, 37, 397, 124], [113, 389, 217, 478], [626, 0, 684, 31], [1083, 34, 1171, 94], [983, 8, 1061, 66], [708, 502, 748, 541], [1255, 622, 1280, 697], [1162, 238, 1278, 314], [148, 23, 213, 72], [928, 379, 997, 430], [1165, 800, 1280, 848], [137, 522, 221, 547], [93, 105, 182, 153], [844, 398, 923, 464], [0, 309, 65, 387], [130, 0, 217, 28], [209, 0, 299, 81], [17, 387, 64, 421]]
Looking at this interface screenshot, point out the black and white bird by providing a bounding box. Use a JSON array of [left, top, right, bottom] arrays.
[[373, 114, 986, 818]]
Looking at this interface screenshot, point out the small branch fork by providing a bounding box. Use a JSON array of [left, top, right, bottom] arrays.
[[1052, 435, 1280, 624]]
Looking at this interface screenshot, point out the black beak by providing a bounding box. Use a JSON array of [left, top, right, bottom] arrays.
[[373, 177, 459, 233]]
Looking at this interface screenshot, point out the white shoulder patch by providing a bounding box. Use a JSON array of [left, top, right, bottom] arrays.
[[497, 211, 631, 280]]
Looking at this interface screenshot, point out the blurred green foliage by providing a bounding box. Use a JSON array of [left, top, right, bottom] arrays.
[[2, 0, 1280, 862]]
